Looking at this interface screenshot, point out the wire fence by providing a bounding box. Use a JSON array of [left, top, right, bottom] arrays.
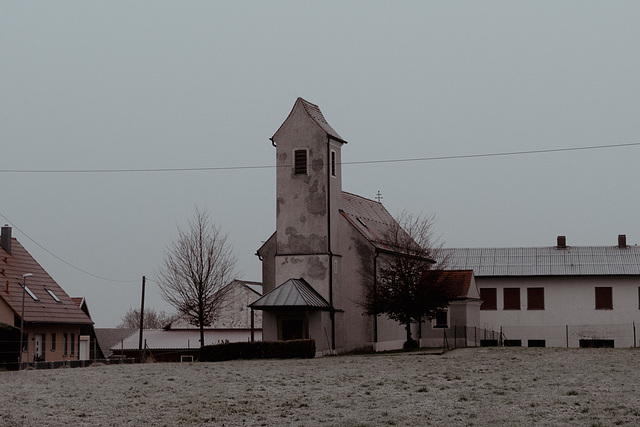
[[435, 322, 640, 350]]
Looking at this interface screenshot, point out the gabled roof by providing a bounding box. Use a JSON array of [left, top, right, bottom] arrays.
[[94, 328, 137, 356], [232, 279, 262, 296], [422, 270, 479, 300], [340, 192, 414, 253], [272, 97, 346, 143], [249, 278, 331, 310], [443, 246, 640, 276], [0, 233, 93, 325]]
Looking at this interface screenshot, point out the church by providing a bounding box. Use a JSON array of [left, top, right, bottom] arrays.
[[250, 98, 481, 355]]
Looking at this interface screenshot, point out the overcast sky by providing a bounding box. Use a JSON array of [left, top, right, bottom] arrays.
[[2, 2, 639, 327]]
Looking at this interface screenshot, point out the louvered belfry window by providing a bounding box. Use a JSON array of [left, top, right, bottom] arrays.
[[294, 149, 307, 175]]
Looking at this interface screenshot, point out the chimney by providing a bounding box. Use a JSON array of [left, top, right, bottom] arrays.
[[618, 234, 627, 248], [0, 225, 10, 254], [556, 235, 567, 249]]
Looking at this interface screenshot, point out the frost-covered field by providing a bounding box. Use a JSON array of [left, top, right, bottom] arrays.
[[3, 347, 640, 426]]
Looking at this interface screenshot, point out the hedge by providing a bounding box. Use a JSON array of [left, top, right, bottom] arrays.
[[199, 339, 315, 362], [0, 322, 20, 371]]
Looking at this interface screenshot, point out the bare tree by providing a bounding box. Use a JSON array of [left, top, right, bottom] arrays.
[[118, 308, 174, 329], [362, 212, 454, 349], [157, 208, 237, 347]]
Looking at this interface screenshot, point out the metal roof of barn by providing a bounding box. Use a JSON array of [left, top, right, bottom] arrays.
[[442, 245, 640, 276], [249, 278, 331, 310]]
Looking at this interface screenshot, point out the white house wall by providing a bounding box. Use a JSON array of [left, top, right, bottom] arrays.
[[477, 275, 640, 347]]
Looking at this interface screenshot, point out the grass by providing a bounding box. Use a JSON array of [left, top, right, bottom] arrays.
[[2, 347, 640, 426]]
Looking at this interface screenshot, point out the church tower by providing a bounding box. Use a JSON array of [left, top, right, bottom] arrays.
[[269, 98, 347, 350]]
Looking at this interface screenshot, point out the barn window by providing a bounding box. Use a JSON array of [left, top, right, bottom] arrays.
[[595, 287, 613, 310], [480, 288, 497, 310], [294, 150, 307, 175], [70, 334, 75, 356], [51, 333, 56, 351], [527, 288, 545, 310], [580, 339, 614, 348], [63, 333, 68, 356], [528, 339, 546, 347], [503, 288, 521, 310]]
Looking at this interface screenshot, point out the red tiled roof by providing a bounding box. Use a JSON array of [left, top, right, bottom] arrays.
[[421, 270, 475, 299], [0, 237, 93, 325]]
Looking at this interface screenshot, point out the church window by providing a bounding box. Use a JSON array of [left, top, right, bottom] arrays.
[[294, 150, 307, 175], [331, 150, 336, 177]]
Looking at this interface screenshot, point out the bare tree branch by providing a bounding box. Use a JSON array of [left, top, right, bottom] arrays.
[[118, 308, 174, 329], [156, 207, 237, 347], [361, 212, 455, 349]]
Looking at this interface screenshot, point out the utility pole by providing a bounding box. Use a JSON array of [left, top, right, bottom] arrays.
[[138, 276, 146, 354]]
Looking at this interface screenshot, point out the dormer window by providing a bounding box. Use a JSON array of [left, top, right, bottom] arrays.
[[46, 288, 62, 303], [294, 149, 307, 175]]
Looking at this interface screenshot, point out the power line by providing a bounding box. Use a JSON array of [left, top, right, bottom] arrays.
[[0, 141, 638, 174], [0, 212, 139, 284], [344, 142, 640, 165]]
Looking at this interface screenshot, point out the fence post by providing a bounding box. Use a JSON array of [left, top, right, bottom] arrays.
[[634, 321, 636, 348], [475, 327, 477, 347], [454, 325, 457, 348]]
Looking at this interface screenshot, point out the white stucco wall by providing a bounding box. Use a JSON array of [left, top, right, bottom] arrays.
[[477, 275, 640, 347]]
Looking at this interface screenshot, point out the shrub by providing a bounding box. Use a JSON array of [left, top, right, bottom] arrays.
[[0, 322, 20, 371], [200, 339, 315, 362]]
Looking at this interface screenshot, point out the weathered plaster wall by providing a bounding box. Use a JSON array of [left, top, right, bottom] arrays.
[[274, 104, 330, 256], [211, 284, 262, 329], [257, 234, 277, 294]]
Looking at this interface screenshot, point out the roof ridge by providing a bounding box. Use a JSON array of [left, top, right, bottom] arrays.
[[342, 191, 382, 205]]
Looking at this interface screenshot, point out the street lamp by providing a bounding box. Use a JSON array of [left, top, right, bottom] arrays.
[[19, 273, 33, 370]]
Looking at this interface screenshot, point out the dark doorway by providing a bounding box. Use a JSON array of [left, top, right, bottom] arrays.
[[281, 319, 304, 341], [278, 314, 309, 341]]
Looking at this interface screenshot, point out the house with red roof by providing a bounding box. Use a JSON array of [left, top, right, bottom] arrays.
[[252, 98, 482, 354], [0, 225, 94, 364]]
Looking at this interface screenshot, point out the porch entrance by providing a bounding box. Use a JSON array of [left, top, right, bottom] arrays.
[[278, 314, 309, 341]]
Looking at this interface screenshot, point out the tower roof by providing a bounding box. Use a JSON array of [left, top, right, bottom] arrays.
[[272, 97, 347, 144]]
